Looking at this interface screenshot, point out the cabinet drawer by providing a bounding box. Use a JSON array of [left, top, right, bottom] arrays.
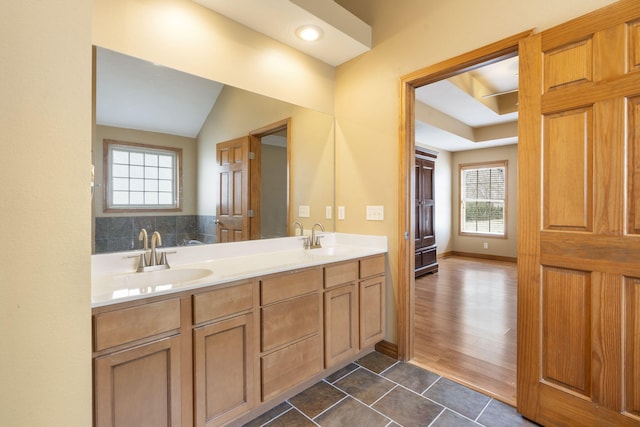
[[260, 268, 321, 305], [360, 254, 385, 279], [261, 293, 320, 352], [261, 334, 322, 401], [324, 261, 358, 288], [192, 281, 254, 325], [93, 298, 181, 352], [420, 247, 437, 266]]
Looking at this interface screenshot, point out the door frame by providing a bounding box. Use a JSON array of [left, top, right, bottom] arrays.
[[397, 30, 533, 361], [249, 118, 291, 240]]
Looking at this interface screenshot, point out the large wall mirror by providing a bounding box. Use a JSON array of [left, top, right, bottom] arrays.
[[92, 46, 335, 254]]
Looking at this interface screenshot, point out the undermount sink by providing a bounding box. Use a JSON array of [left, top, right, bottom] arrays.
[[109, 267, 215, 289]]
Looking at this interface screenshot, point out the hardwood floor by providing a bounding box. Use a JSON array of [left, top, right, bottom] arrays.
[[412, 256, 517, 406]]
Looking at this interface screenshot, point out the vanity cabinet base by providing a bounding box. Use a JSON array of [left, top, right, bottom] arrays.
[[93, 254, 387, 427]]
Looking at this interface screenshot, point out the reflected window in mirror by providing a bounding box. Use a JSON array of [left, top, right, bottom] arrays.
[[104, 139, 183, 213]]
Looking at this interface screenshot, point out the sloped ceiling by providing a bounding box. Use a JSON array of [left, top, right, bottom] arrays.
[[95, 47, 223, 138]]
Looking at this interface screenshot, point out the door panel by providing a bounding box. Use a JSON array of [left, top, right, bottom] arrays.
[[629, 97, 640, 234], [518, 1, 640, 425], [543, 108, 592, 231], [627, 277, 640, 417], [414, 156, 435, 249], [542, 267, 590, 395]]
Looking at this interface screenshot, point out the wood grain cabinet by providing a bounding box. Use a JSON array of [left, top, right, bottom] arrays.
[[415, 148, 438, 276], [93, 254, 386, 426], [192, 282, 255, 427], [359, 255, 386, 348], [93, 298, 183, 427], [259, 268, 323, 401], [324, 256, 386, 368], [324, 261, 359, 368]]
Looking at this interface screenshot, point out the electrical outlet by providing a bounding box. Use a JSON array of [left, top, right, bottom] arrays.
[[366, 205, 384, 221], [338, 206, 345, 220], [298, 205, 310, 218], [483, 242, 489, 249]]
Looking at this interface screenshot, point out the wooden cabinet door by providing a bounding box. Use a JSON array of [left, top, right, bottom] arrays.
[[518, 1, 640, 425], [324, 283, 358, 368], [360, 276, 385, 348], [94, 336, 182, 427], [216, 137, 249, 243], [193, 313, 254, 427]]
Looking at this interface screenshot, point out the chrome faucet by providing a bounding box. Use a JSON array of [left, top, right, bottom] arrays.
[[150, 231, 162, 266], [310, 223, 325, 249]]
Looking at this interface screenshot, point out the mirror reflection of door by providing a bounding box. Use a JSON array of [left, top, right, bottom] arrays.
[[215, 136, 250, 243], [216, 119, 290, 243]]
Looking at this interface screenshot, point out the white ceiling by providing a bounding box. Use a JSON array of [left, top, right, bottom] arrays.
[[192, 0, 371, 66], [96, 47, 223, 138], [415, 56, 519, 152]]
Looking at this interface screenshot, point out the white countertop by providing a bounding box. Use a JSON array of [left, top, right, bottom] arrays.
[[91, 233, 387, 308]]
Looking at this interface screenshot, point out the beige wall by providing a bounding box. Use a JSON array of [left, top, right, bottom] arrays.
[[198, 85, 335, 231], [452, 145, 518, 258], [0, 1, 92, 427], [92, 0, 335, 115], [94, 125, 198, 216], [334, 0, 618, 344]]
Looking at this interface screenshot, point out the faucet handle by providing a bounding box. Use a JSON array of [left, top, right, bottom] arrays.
[[127, 252, 149, 272], [158, 251, 170, 268], [300, 236, 311, 249], [158, 250, 176, 267]]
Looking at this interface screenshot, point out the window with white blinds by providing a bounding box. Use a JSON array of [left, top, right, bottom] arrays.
[[104, 140, 181, 211], [460, 161, 507, 236]]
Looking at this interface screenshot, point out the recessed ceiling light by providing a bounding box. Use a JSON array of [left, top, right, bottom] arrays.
[[296, 25, 323, 42]]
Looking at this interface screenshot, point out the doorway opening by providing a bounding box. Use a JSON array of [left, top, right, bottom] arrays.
[[398, 30, 533, 404], [249, 119, 291, 240]]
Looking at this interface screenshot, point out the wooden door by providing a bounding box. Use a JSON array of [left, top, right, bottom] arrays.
[[518, 1, 640, 425], [216, 137, 249, 242]]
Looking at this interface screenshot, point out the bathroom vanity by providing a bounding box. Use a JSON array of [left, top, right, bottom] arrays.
[[91, 233, 387, 427]]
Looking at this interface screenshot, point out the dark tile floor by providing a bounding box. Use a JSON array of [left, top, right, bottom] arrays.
[[244, 352, 538, 427]]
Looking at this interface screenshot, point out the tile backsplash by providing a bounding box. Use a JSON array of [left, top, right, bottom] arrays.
[[95, 215, 217, 253]]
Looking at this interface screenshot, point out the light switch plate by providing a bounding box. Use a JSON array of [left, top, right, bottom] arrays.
[[366, 205, 384, 221], [325, 206, 332, 219], [298, 205, 310, 218], [338, 206, 345, 220]]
